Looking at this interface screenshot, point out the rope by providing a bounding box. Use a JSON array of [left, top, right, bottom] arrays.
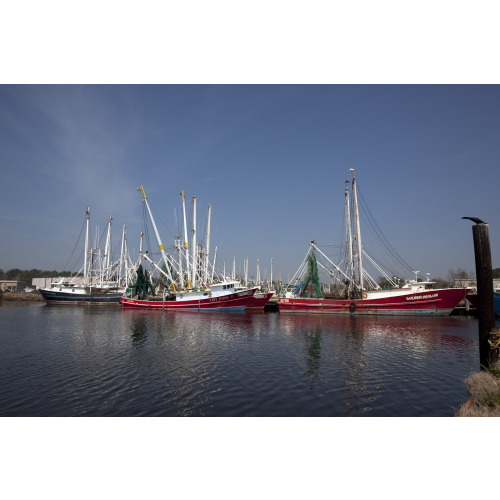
[[488, 330, 500, 350], [61, 214, 87, 271]]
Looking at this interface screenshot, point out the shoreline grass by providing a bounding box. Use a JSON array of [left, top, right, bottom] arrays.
[[456, 359, 500, 417]]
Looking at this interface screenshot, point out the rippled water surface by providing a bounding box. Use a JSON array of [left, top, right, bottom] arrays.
[[0, 303, 488, 416]]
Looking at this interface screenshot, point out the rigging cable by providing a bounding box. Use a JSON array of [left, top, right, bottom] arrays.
[[356, 185, 415, 276], [61, 213, 87, 272]]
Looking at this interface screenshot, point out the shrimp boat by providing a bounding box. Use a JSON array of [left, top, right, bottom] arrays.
[[120, 186, 257, 311], [40, 208, 131, 305], [246, 291, 275, 309], [234, 277, 274, 309], [39, 281, 123, 305], [278, 169, 468, 316], [233, 258, 275, 309], [121, 279, 257, 311]]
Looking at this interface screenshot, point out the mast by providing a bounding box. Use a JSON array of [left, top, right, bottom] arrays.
[[139, 232, 144, 266], [119, 224, 126, 286], [180, 190, 190, 287], [176, 235, 184, 288], [211, 246, 217, 282], [95, 224, 102, 287], [191, 196, 197, 288], [91, 223, 99, 287], [256, 259, 260, 286], [232, 256, 236, 281], [123, 226, 131, 286], [345, 179, 354, 296], [123, 226, 130, 286], [204, 204, 211, 284], [271, 258, 274, 292], [138, 186, 174, 286], [350, 168, 364, 292], [84, 207, 90, 286], [104, 215, 113, 282]]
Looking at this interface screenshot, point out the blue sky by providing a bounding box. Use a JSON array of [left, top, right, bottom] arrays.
[[1, 84, 499, 280]]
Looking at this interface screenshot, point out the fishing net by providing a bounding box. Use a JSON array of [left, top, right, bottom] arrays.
[[299, 252, 323, 298], [126, 264, 155, 298]]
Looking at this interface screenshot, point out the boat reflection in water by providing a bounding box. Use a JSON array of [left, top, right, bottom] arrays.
[[276, 313, 478, 416], [0, 305, 480, 417], [117, 309, 478, 417]]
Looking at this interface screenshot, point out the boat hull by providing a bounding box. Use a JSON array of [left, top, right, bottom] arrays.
[[120, 289, 255, 311], [278, 288, 468, 316], [39, 288, 123, 305], [246, 292, 274, 309]]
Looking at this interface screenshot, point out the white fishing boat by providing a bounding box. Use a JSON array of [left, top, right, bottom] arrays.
[[40, 209, 133, 305]]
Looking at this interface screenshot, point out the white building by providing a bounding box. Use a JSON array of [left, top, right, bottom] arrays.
[[454, 278, 500, 292]]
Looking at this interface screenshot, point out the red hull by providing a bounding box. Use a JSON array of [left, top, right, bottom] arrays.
[[465, 293, 478, 308], [278, 288, 468, 316], [120, 289, 255, 311], [246, 292, 274, 309]]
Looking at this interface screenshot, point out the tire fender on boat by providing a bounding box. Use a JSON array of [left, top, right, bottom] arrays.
[[349, 302, 357, 312]]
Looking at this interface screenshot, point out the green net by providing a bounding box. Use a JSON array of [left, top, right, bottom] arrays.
[[299, 252, 323, 298], [127, 264, 155, 299]]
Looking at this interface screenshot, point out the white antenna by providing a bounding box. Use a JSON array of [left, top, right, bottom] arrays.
[[414, 271, 420, 281]]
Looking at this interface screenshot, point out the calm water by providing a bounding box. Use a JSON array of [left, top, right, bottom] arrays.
[[0, 302, 489, 417]]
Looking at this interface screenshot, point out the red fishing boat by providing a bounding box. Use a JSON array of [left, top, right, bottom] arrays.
[[278, 287, 468, 316], [122, 186, 258, 311], [278, 169, 468, 317], [246, 291, 274, 309], [121, 281, 257, 311]]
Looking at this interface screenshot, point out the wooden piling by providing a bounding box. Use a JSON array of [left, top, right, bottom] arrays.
[[469, 221, 496, 368]]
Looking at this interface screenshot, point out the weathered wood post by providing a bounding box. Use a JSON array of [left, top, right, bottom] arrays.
[[463, 217, 497, 368]]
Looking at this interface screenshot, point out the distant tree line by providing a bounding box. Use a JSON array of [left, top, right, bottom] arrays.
[[0, 268, 73, 291]]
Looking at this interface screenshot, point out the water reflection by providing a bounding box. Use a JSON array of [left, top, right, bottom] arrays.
[[277, 313, 478, 416], [278, 314, 376, 412], [303, 327, 322, 388], [342, 316, 374, 416], [130, 314, 148, 346], [0, 305, 482, 416], [119, 310, 266, 416]]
